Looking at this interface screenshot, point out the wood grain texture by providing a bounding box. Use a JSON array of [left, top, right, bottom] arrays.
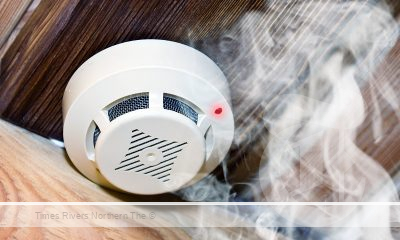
[[0, 0, 399, 200], [0, 120, 184, 202], [204, 1, 400, 190], [0, 227, 188, 240], [0, 0, 32, 48], [0, 0, 40, 59], [0, 119, 193, 239], [356, 40, 400, 174], [0, 119, 272, 239], [0, 0, 263, 140]]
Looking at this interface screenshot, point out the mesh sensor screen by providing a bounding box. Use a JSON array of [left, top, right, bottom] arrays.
[[163, 96, 198, 124], [108, 94, 149, 121], [93, 94, 199, 147]]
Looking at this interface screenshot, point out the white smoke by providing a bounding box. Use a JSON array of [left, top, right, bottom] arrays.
[[177, 0, 400, 239]]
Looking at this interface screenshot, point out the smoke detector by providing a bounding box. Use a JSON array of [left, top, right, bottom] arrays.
[[62, 40, 234, 195]]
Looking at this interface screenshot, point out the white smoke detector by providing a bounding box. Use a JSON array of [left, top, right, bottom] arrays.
[[63, 40, 234, 195]]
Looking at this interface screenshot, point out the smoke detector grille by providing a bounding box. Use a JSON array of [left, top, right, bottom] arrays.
[[92, 94, 199, 148], [114, 129, 188, 183], [163, 96, 198, 123], [108, 93, 149, 121]]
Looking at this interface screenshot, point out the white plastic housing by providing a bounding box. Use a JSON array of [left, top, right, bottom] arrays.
[[63, 39, 234, 195]]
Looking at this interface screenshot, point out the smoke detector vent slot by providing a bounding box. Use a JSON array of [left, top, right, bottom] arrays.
[[163, 95, 198, 123], [114, 129, 188, 183], [108, 93, 149, 121], [93, 125, 101, 147]]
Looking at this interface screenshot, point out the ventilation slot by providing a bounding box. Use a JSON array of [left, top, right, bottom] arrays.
[[93, 125, 101, 147], [108, 93, 149, 121], [114, 129, 188, 183], [163, 95, 198, 123]]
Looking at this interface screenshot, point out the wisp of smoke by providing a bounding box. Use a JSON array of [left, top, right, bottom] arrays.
[[176, 0, 400, 239]]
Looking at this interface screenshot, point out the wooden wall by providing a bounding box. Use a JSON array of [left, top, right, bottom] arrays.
[[0, 0, 264, 140], [0, 0, 32, 48], [0, 0, 399, 188], [0, 119, 192, 239]]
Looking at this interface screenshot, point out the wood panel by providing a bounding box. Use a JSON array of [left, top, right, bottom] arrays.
[[0, 0, 32, 48], [0, 120, 184, 202], [0, 119, 191, 239], [0, 0, 40, 59], [209, 1, 400, 190], [0, 118, 273, 238], [0, 0, 400, 200], [0, 0, 264, 140]]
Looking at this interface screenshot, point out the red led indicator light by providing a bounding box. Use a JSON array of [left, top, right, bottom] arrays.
[[214, 107, 223, 115], [212, 105, 224, 118]]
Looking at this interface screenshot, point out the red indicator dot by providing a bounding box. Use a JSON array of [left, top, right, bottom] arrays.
[[211, 104, 225, 118], [214, 107, 223, 115]]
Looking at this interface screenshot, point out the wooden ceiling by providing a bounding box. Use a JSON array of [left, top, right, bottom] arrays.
[[1, 0, 400, 186], [0, 0, 264, 140]]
